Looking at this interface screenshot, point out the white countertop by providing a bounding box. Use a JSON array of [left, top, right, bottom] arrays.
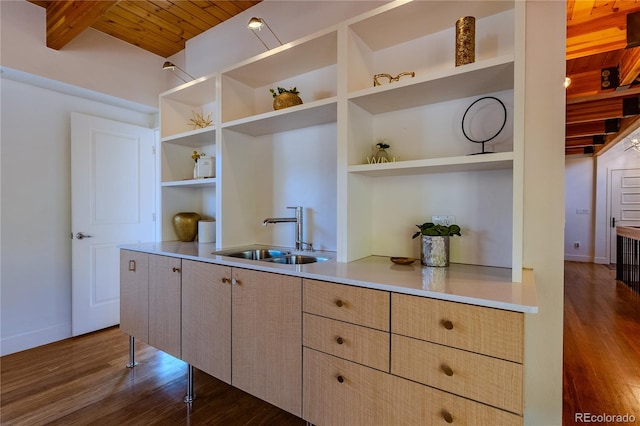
[[120, 242, 538, 313]]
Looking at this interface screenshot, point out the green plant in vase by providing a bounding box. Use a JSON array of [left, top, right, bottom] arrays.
[[412, 222, 461, 267]]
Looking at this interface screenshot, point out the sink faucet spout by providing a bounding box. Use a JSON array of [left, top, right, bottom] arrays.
[[262, 206, 307, 250]]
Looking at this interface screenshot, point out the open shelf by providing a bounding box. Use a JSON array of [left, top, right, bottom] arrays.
[[347, 152, 514, 177], [161, 178, 217, 188], [348, 56, 514, 115], [161, 126, 216, 147], [221, 97, 337, 136]]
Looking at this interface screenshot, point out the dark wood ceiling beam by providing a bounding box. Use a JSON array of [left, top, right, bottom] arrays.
[[565, 146, 590, 155], [566, 137, 598, 148], [618, 46, 640, 86], [44, 1, 119, 50], [566, 120, 620, 138], [566, 97, 625, 124]]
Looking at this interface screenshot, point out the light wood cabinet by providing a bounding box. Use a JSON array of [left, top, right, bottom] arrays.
[[120, 250, 149, 342], [148, 254, 182, 359], [303, 313, 389, 372], [181, 260, 232, 384], [231, 268, 302, 416], [303, 279, 390, 330], [391, 334, 523, 414], [392, 293, 524, 362], [303, 348, 522, 426], [302, 279, 525, 424]]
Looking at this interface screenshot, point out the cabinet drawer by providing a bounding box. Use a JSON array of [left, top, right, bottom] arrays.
[[303, 279, 390, 331], [392, 294, 523, 362], [303, 313, 389, 371], [391, 334, 523, 414], [303, 348, 522, 426]]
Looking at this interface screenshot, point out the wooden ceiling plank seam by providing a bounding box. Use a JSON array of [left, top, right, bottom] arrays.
[[123, 1, 198, 41], [567, 0, 596, 23], [101, 5, 188, 46], [190, 1, 234, 21], [169, 0, 223, 27], [134, 0, 204, 39], [206, 1, 254, 18], [618, 46, 640, 86], [163, 0, 222, 30], [45, 0, 120, 50], [91, 13, 182, 57], [148, 0, 211, 33], [567, 0, 577, 22]]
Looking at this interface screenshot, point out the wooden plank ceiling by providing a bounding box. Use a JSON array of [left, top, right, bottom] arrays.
[[566, 0, 640, 155], [28, 1, 640, 155], [28, 1, 261, 58]]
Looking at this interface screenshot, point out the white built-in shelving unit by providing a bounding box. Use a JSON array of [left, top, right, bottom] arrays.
[[159, 0, 524, 281]]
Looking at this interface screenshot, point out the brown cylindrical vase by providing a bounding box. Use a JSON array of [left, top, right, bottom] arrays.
[[455, 16, 475, 67], [172, 212, 201, 242]]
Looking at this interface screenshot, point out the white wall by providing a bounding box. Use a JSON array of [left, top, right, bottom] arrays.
[[565, 155, 595, 262], [0, 78, 154, 355], [0, 0, 171, 107], [594, 140, 640, 263]]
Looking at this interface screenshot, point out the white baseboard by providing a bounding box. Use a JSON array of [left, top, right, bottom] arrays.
[[564, 254, 594, 262], [1, 322, 71, 356], [593, 256, 610, 265]]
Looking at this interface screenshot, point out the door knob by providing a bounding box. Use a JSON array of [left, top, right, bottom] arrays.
[[75, 232, 92, 240]]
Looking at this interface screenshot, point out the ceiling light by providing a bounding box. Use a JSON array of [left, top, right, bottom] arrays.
[[162, 61, 195, 83], [247, 17, 282, 51], [247, 17, 263, 29], [564, 77, 572, 89]]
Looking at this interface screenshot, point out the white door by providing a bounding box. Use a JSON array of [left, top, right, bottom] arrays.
[[610, 168, 640, 263], [71, 112, 155, 336]]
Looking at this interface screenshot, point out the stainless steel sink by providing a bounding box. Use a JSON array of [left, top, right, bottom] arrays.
[[262, 254, 329, 265], [214, 248, 290, 260], [213, 248, 328, 264]]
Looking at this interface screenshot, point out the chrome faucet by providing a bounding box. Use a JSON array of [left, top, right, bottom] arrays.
[[263, 206, 313, 251]]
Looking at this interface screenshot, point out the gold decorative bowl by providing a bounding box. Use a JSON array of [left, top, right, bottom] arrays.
[[390, 257, 416, 265]]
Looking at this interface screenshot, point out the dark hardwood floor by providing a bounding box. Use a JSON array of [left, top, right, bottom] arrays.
[[2, 261, 639, 425], [563, 261, 640, 425], [0, 329, 304, 425]]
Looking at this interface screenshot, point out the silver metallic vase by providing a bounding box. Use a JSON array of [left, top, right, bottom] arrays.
[[421, 235, 450, 267]]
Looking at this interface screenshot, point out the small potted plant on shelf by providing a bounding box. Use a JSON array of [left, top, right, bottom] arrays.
[[269, 87, 303, 110], [412, 222, 462, 267]]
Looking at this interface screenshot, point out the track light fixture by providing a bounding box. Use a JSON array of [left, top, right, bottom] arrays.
[[247, 17, 282, 51], [162, 61, 195, 83]]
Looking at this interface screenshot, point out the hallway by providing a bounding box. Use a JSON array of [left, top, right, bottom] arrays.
[[563, 261, 640, 424]]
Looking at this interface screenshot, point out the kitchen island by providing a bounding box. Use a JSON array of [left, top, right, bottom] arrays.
[[120, 242, 537, 425]]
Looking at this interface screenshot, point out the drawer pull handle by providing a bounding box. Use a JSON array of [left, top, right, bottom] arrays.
[[442, 410, 454, 424], [441, 364, 454, 376], [172, 267, 181, 273], [128, 260, 136, 272], [335, 299, 344, 308], [232, 278, 240, 286], [441, 319, 454, 330], [222, 278, 231, 284], [336, 336, 344, 345], [336, 375, 344, 383]]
